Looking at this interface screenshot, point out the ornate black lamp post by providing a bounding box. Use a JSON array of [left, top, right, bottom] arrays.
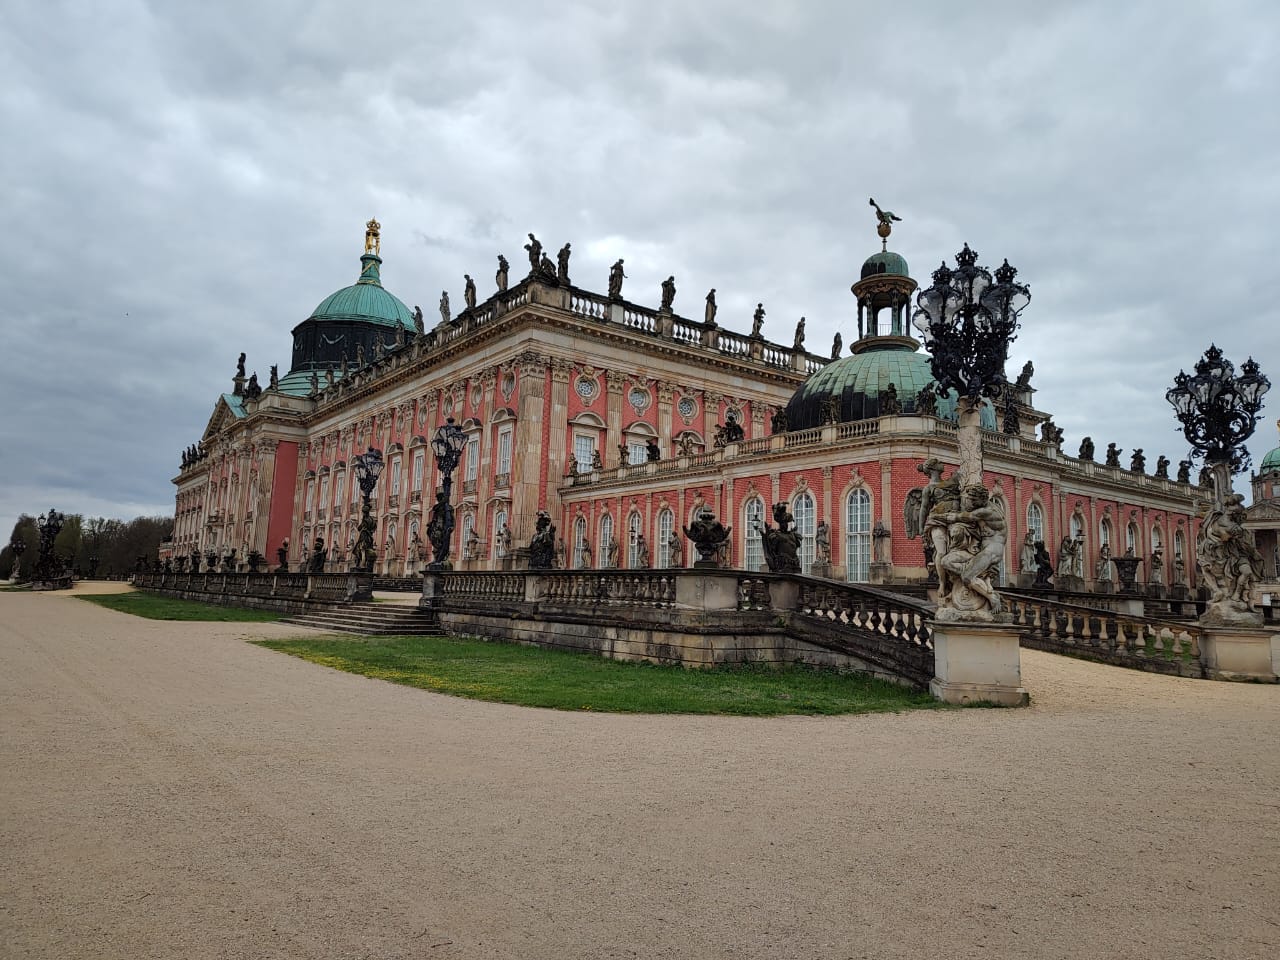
[[913, 245, 1031, 482], [350, 446, 384, 573], [34, 508, 66, 582], [1166, 345, 1269, 474], [910, 245, 1031, 623], [426, 417, 467, 569], [1166, 345, 1270, 624]]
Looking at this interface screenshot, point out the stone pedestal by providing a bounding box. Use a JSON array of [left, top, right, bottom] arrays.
[[929, 621, 1028, 706], [675, 572, 739, 611], [1057, 575, 1085, 593], [419, 571, 444, 610], [809, 562, 832, 580], [869, 562, 893, 585], [1199, 625, 1278, 682], [1016, 573, 1034, 589]]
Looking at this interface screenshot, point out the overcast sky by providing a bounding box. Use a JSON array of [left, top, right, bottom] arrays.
[[2, 0, 1277, 540]]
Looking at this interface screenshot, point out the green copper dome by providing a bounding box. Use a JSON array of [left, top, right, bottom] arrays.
[[307, 253, 415, 329], [861, 250, 910, 279], [783, 338, 997, 430], [1260, 444, 1280, 474]]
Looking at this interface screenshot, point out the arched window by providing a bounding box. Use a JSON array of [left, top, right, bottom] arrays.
[[599, 513, 614, 567], [1027, 501, 1045, 544], [656, 508, 675, 568], [845, 489, 871, 583], [493, 509, 508, 557], [744, 498, 765, 571], [627, 513, 643, 568], [572, 516, 587, 569], [793, 492, 815, 574], [1100, 518, 1112, 550], [1126, 522, 1138, 554], [1174, 528, 1186, 578], [386, 520, 398, 554]]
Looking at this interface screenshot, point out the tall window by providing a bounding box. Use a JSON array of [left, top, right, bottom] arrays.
[[1151, 527, 1162, 552], [465, 437, 479, 481], [744, 498, 765, 571], [600, 513, 614, 565], [412, 451, 424, 491], [351, 469, 360, 503], [493, 509, 508, 556], [628, 441, 647, 465], [1100, 519, 1112, 550], [390, 457, 402, 495], [628, 513, 643, 568], [319, 476, 330, 510], [496, 427, 513, 476], [305, 480, 315, 515], [1126, 522, 1138, 554], [334, 472, 345, 507], [656, 509, 675, 568], [574, 434, 596, 471], [793, 492, 815, 574], [845, 489, 871, 583], [572, 516, 588, 569], [461, 513, 475, 554], [1027, 502, 1045, 544], [1174, 529, 1186, 570], [386, 520, 398, 554]]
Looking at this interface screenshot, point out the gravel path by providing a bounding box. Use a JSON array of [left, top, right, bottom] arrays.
[[2, 586, 1277, 959]]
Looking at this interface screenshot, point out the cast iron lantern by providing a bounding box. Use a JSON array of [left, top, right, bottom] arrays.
[[352, 446, 385, 500], [912, 245, 1031, 403], [425, 417, 467, 568], [1166, 345, 1270, 471]]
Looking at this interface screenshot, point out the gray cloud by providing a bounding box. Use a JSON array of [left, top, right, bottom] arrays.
[[2, 0, 1277, 539]]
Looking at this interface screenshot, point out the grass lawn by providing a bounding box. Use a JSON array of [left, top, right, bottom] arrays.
[[254, 634, 943, 716], [80, 593, 284, 622]]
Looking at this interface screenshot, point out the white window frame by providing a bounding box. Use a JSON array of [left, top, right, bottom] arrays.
[[1027, 502, 1045, 544], [494, 509, 508, 557], [572, 516, 588, 569], [845, 489, 871, 583], [600, 513, 614, 565], [390, 457, 402, 495], [496, 426, 513, 476], [412, 451, 424, 491], [573, 433, 596, 472], [793, 492, 815, 574], [656, 509, 675, 569], [744, 498, 765, 572], [628, 513, 643, 568], [465, 437, 479, 482]]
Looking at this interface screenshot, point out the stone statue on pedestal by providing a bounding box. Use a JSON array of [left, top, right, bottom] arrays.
[[608, 259, 626, 299], [1155, 455, 1170, 479], [1197, 473, 1263, 624], [529, 512, 556, 569], [557, 243, 571, 285], [1105, 443, 1122, 467], [524, 233, 542, 274], [495, 255, 509, 292], [792, 316, 805, 351], [814, 520, 831, 564], [751, 304, 765, 338], [1096, 543, 1113, 586], [915, 383, 937, 417], [463, 275, 477, 310], [760, 502, 801, 574], [1019, 531, 1037, 575], [705, 289, 717, 326], [831, 333, 842, 359], [1130, 448, 1146, 473], [438, 291, 451, 326], [634, 533, 650, 568], [880, 382, 901, 415], [1078, 436, 1095, 461], [1176, 460, 1192, 483], [660, 276, 676, 311]]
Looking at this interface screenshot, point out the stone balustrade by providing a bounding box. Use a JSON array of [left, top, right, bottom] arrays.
[[1003, 591, 1204, 677], [133, 571, 373, 611]]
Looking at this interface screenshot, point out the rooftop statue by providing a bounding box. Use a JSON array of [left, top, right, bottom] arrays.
[[1130, 448, 1146, 473], [364, 217, 381, 255], [868, 197, 901, 237], [705, 289, 717, 326], [770, 408, 789, 433], [236, 352, 246, 379], [524, 233, 542, 274], [1078, 436, 1095, 461], [413, 305, 425, 335], [915, 383, 938, 417], [661, 276, 676, 311], [464, 275, 477, 310], [1177, 459, 1192, 483], [1015, 360, 1034, 389], [269, 364, 279, 390], [1105, 443, 1122, 467], [793, 316, 805, 351], [557, 243, 572, 285], [751, 303, 765, 338], [608, 259, 627, 299], [495, 254, 509, 292], [880, 382, 901, 415], [439, 291, 451, 326], [831, 332, 842, 360], [1155, 455, 1170, 479]]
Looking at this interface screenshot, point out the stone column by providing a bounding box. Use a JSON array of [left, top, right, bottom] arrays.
[[656, 380, 674, 458], [605, 372, 626, 466], [547, 358, 573, 517]]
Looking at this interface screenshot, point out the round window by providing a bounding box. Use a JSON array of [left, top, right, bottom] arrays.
[[677, 396, 697, 419], [576, 378, 597, 400], [629, 387, 651, 411]]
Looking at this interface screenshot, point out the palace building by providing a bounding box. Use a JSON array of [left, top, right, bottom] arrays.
[[172, 215, 1256, 599]]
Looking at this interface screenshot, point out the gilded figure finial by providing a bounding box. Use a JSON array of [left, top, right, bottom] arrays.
[[869, 198, 901, 247], [365, 218, 381, 255]]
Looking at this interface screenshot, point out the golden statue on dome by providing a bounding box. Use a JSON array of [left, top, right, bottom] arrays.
[[869, 197, 901, 242], [364, 218, 381, 255]]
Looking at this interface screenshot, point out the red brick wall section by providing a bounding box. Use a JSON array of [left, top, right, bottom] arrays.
[[266, 440, 298, 559]]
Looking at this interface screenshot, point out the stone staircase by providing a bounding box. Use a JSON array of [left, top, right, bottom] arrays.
[[282, 601, 440, 636]]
